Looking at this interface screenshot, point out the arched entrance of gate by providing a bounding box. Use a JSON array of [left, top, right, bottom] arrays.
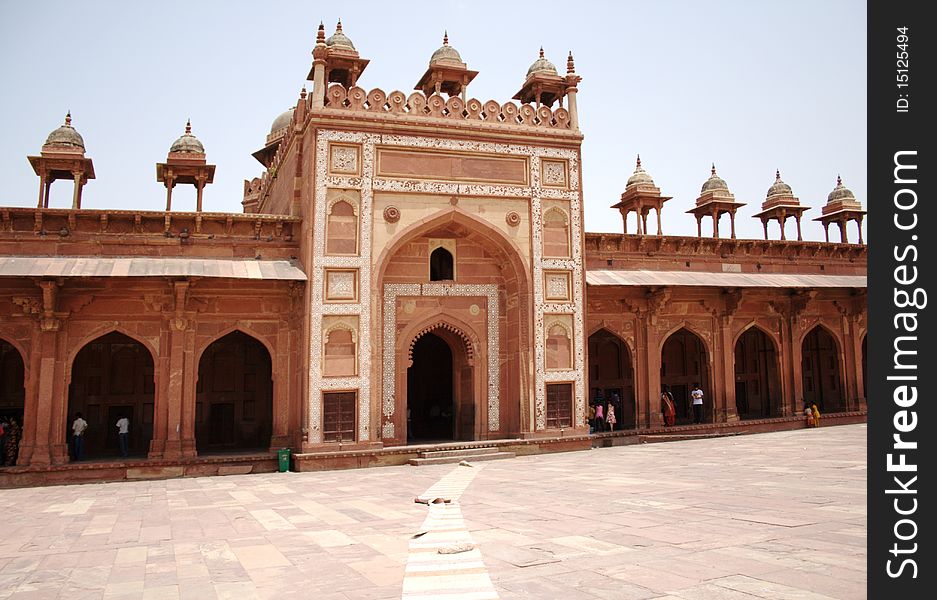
[[405, 322, 478, 443]]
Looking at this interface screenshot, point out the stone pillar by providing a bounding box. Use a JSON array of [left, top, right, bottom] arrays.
[[761, 218, 769, 240], [789, 320, 804, 416], [840, 312, 859, 412], [778, 210, 787, 240], [312, 60, 327, 108], [712, 209, 720, 238], [644, 316, 663, 429], [619, 208, 629, 235], [196, 180, 204, 213], [71, 171, 82, 209], [696, 217, 702, 238], [270, 320, 292, 450], [158, 281, 197, 459], [795, 215, 803, 241], [839, 220, 849, 243], [729, 211, 737, 239], [165, 178, 174, 212], [719, 317, 739, 423], [856, 215, 864, 244], [37, 173, 47, 209], [655, 204, 663, 236], [566, 88, 579, 130]]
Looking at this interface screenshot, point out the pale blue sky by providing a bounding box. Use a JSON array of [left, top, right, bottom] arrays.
[[0, 1, 866, 240]]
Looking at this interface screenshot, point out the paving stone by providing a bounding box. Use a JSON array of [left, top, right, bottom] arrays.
[[0, 425, 867, 598]]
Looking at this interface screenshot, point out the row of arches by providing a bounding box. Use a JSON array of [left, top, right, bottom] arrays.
[[589, 324, 865, 427], [1, 330, 273, 463]]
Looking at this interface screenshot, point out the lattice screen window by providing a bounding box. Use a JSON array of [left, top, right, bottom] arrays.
[[323, 391, 356, 442], [545, 382, 573, 428]]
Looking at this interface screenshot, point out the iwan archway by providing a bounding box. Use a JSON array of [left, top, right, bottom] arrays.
[[406, 323, 477, 442]]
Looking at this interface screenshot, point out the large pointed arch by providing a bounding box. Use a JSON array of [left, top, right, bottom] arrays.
[[195, 330, 273, 453], [660, 326, 712, 424], [376, 206, 533, 442], [801, 323, 845, 413], [733, 324, 782, 419], [67, 331, 156, 460], [587, 328, 636, 429]]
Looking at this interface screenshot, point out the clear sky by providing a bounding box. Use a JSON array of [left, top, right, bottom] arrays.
[[0, 1, 866, 241]]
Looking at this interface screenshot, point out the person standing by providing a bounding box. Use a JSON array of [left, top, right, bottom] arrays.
[[3, 418, 20, 467], [71, 412, 88, 461], [661, 386, 676, 427], [594, 401, 605, 433], [691, 384, 704, 424], [605, 402, 617, 432], [116, 414, 130, 458]]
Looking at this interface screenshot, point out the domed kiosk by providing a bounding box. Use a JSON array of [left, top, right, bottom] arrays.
[[752, 170, 810, 240], [27, 112, 96, 209]]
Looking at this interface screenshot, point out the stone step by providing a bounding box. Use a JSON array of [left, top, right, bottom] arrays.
[[415, 447, 501, 459], [408, 451, 516, 466]]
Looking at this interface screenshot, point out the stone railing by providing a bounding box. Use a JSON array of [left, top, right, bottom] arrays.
[[321, 84, 572, 129]]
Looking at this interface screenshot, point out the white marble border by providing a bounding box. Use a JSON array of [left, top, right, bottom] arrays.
[[383, 283, 500, 436]]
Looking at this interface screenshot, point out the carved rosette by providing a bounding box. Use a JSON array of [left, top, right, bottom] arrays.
[[383, 205, 400, 223], [505, 211, 521, 227]]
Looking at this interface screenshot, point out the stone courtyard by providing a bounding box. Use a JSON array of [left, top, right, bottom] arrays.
[[0, 425, 866, 600]]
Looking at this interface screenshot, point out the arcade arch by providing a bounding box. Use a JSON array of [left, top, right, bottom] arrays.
[[195, 331, 273, 453]]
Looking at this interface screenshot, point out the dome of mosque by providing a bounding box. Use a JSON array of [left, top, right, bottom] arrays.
[[766, 170, 793, 198], [626, 155, 655, 187], [526, 48, 558, 77], [326, 21, 355, 51], [701, 165, 730, 194], [44, 113, 85, 150], [169, 121, 205, 154], [270, 108, 295, 135]]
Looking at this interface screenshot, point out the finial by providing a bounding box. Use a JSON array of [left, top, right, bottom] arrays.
[[443, 30, 449, 45], [636, 154, 642, 169], [711, 163, 717, 176], [300, 85, 307, 99], [185, 119, 191, 134], [65, 111, 72, 126], [316, 21, 325, 44], [336, 19, 342, 33], [567, 51, 575, 74], [539, 46, 545, 59], [775, 169, 781, 181], [837, 174, 842, 186]]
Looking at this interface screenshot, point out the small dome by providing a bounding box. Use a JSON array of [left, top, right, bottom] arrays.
[[430, 32, 462, 65], [626, 155, 655, 187], [827, 175, 856, 203], [44, 113, 85, 150], [526, 48, 558, 78], [701, 164, 730, 194], [326, 20, 355, 51], [766, 170, 793, 198], [270, 107, 295, 135], [169, 120, 205, 154]]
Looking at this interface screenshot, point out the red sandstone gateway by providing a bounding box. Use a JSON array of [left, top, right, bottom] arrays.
[[0, 21, 866, 486]]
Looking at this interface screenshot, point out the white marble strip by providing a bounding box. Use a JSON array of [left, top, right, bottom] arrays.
[[402, 465, 499, 600]]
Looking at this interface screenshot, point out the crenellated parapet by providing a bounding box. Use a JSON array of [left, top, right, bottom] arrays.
[[320, 84, 573, 130]]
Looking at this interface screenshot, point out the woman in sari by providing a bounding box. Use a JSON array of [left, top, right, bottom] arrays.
[[661, 386, 676, 427]]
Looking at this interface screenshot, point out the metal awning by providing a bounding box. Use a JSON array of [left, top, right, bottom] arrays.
[[0, 256, 307, 281], [586, 269, 865, 288]]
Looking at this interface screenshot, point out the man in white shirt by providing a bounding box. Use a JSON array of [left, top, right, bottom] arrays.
[[116, 414, 130, 458], [71, 412, 88, 461], [691, 384, 704, 424]]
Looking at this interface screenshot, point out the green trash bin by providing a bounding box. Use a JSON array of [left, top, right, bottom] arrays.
[[277, 448, 291, 473]]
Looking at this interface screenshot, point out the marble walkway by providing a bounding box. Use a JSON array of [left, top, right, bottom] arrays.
[[0, 424, 867, 599]]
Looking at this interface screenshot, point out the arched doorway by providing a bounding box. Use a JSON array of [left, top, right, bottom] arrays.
[[587, 329, 635, 429], [196, 331, 273, 453], [408, 333, 454, 442], [661, 328, 710, 424], [801, 326, 844, 412], [68, 332, 154, 460], [0, 339, 25, 465], [734, 327, 782, 419]]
